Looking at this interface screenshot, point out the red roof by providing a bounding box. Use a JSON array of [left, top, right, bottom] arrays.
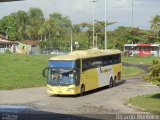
[[0, 38, 13, 44], [19, 40, 38, 46]]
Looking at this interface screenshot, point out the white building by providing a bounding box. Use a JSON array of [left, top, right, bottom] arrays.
[[0, 38, 15, 53]]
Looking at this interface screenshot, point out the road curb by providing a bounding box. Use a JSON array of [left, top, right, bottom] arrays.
[[128, 102, 146, 112]]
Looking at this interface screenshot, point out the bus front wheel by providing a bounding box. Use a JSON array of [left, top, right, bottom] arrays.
[[80, 85, 85, 96]]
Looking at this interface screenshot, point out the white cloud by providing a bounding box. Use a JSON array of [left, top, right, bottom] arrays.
[[0, 0, 160, 30], [110, 0, 131, 10]]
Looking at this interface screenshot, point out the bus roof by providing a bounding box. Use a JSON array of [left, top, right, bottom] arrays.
[[124, 44, 160, 47], [49, 49, 121, 61]]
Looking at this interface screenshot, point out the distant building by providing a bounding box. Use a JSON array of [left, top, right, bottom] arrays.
[[15, 40, 39, 54], [0, 39, 39, 54], [0, 38, 15, 53]]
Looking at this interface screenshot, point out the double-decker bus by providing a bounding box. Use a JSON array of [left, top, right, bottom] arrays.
[[124, 44, 160, 56], [43, 49, 122, 95]]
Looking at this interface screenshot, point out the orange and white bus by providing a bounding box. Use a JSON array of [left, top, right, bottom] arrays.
[[43, 49, 122, 95]]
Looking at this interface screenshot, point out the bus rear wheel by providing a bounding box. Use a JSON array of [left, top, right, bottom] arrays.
[[80, 85, 85, 96], [109, 78, 115, 88]]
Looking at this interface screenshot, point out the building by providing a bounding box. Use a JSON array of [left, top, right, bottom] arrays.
[[0, 39, 39, 54], [0, 38, 15, 53], [15, 40, 39, 54]]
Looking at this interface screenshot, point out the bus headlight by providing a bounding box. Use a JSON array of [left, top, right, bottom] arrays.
[[67, 88, 74, 91]]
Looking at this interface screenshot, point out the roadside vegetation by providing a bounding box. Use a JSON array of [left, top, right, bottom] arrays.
[[144, 60, 160, 86], [128, 60, 160, 114], [0, 54, 142, 90], [129, 93, 160, 114]]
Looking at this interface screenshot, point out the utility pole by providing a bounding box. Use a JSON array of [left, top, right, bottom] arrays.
[[89, 0, 96, 48], [105, 0, 107, 50], [131, 0, 134, 44], [70, 26, 73, 52]]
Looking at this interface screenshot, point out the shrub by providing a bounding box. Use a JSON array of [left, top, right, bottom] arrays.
[[144, 60, 160, 86]]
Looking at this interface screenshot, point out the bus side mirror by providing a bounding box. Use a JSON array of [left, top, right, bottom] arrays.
[[42, 67, 48, 77]]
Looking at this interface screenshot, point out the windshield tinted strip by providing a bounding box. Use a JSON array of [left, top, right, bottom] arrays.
[[48, 60, 75, 68]]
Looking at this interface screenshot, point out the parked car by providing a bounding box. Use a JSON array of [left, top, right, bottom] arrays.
[[51, 50, 64, 55], [41, 48, 65, 55]]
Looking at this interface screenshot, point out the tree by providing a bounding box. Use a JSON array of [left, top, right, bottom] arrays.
[[0, 15, 17, 40], [150, 15, 160, 38], [73, 21, 116, 49], [94, 20, 117, 48], [107, 26, 157, 50], [1, 7, 159, 51], [48, 12, 72, 49], [11, 10, 28, 40], [27, 7, 45, 40]]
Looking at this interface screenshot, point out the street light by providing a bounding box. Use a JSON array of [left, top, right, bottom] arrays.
[[89, 0, 96, 48], [131, 0, 134, 44], [70, 25, 73, 52], [131, 0, 134, 28]]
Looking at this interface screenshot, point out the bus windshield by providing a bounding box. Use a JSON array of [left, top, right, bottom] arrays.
[[48, 68, 76, 86]]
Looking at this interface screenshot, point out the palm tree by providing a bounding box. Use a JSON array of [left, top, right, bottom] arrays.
[[38, 22, 46, 41], [11, 10, 28, 40], [150, 15, 160, 38], [94, 20, 117, 48]]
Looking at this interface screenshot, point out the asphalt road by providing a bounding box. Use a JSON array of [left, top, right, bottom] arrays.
[[0, 64, 159, 120]]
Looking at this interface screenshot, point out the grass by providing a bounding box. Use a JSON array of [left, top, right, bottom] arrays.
[[0, 54, 143, 90], [129, 93, 160, 114], [0, 53, 53, 90], [122, 66, 143, 78], [122, 56, 160, 64]]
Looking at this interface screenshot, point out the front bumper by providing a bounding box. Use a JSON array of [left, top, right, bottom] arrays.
[[47, 84, 78, 95]]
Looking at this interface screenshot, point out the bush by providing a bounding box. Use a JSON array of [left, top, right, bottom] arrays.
[[144, 60, 160, 86]]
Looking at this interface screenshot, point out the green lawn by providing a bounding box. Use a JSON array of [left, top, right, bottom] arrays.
[[122, 56, 160, 64], [0, 54, 143, 90], [129, 93, 160, 114], [0, 54, 53, 90], [122, 66, 143, 78]]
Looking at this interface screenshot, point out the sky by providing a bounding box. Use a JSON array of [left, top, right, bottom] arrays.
[[0, 0, 160, 30]]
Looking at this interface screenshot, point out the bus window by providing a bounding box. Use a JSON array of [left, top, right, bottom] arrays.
[[76, 59, 80, 69], [108, 56, 113, 65], [113, 54, 121, 64]]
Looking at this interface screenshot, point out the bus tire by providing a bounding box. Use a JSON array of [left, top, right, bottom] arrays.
[[109, 78, 113, 88], [80, 85, 85, 96], [113, 76, 117, 87]]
